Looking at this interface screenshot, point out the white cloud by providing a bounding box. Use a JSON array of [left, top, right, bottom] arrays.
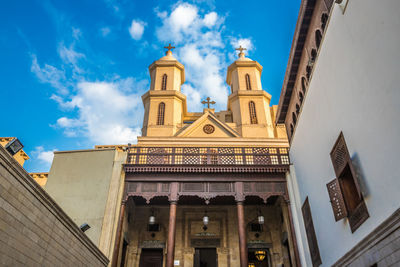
[[31, 146, 57, 169], [58, 44, 85, 69], [30, 55, 68, 95], [55, 79, 145, 144], [155, 3, 230, 110], [203, 12, 217, 27], [129, 20, 146, 40]]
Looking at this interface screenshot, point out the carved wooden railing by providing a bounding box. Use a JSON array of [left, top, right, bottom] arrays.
[[124, 147, 289, 173]]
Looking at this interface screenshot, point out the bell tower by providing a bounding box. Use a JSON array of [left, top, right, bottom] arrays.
[[226, 46, 275, 137], [142, 44, 187, 137]]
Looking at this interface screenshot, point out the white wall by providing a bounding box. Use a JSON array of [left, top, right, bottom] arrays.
[[290, 0, 400, 265]]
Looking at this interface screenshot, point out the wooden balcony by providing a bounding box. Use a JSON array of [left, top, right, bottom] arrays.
[[124, 146, 290, 173]]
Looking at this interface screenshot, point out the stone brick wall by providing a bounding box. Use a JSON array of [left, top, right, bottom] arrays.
[[0, 146, 109, 266], [333, 209, 400, 267]]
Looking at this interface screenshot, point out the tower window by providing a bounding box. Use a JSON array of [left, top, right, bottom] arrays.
[[161, 74, 167, 90], [299, 91, 304, 104], [245, 74, 252, 90], [292, 112, 297, 125], [157, 102, 165, 125], [296, 104, 300, 115], [302, 77, 307, 93], [321, 13, 328, 31], [249, 101, 257, 124]]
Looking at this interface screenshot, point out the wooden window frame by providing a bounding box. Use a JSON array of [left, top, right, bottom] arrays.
[[326, 132, 369, 233], [302, 197, 322, 267], [161, 74, 167, 90], [157, 102, 165, 125], [249, 101, 258, 124], [245, 74, 252, 90]]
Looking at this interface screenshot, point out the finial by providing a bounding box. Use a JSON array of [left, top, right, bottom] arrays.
[[164, 43, 176, 56], [235, 45, 247, 58], [201, 97, 216, 109]]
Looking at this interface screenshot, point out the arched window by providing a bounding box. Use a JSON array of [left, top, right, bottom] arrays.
[[245, 74, 252, 90], [315, 30, 322, 49], [157, 102, 165, 125], [296, 104, 300, 115], [299, 91, 304, 104], [321, 13, 328, 31], [161, 74, 167, 90], [292, 112, 297, 125], [311, 49, 317, 62], [302, 77, 307, 93], [249, 101, 257, 124]]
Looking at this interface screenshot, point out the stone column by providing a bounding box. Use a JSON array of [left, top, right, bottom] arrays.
[[237, 201, 248, 267], [166, 201, 177, 267], [111, 199, 126, 267]]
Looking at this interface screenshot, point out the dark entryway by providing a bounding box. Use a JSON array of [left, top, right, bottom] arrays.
[[139, 249, 163, 267], [194, 248, 217, 267]]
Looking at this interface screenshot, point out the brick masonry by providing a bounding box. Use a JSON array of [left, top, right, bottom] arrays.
[[0, 146, 109, 266], [333, 209, 400, 267]]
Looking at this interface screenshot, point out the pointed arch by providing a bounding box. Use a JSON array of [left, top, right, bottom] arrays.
[[161, 74, 167, 90], [157, 102, 165, 125], [249, 101, 257, 124], [245, 74, 252, 90]]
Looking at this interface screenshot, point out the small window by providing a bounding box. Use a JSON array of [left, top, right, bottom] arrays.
[[302, 197, 322, 266], [290, 124, 294, 136], [326, 132, 369, 232], [225, 114, 233, 123], [147, 224, 160, 232], [245, 74, 252, 90], [311, 49, 317, 62], [321, 13, 328, 31], [296, 104, 300, 115], [249, 101, 257, 124], [316, 30, 322, 49], [302, 77, 307, 93], [299, 91, 304, 104], [292, 112, 297, 125], [306, 65, 312, 80], [157, 102, 165, 125], [250, 223, 263, 232], [161, 74, 167, 90]]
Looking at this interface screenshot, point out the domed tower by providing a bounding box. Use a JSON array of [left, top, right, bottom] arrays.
[[142, 44, 187, 136], [226, 46, 275, 137]]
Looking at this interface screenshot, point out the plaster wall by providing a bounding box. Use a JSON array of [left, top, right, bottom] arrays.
[[289, 0, 400, 266], [45, 149, 118, 246]]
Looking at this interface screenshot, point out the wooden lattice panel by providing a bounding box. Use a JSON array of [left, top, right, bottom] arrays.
[[326, 178, 347, 221], [348, 201, 369, 233], [142, 183, 158, 192], [209, 183, 232, 192], [330, 132, 350, 177]]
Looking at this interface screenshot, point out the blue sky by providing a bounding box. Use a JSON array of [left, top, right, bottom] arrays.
[[0, 0, 300, 172]]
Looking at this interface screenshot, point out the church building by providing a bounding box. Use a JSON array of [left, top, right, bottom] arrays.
[[43, 45, 298, 267]]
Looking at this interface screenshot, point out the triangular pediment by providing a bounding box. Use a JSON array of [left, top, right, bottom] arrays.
[[176, 112, 239, 138]]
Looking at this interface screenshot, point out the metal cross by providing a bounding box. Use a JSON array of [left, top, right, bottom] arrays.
[[201, 97, 216, 109], [235, 45, 247, 54], [164, 43, 176, 52]]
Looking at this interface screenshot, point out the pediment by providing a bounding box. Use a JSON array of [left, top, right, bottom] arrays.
[[176, 112, 239, 138]]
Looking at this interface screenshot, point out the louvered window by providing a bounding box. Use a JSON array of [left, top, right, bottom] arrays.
[[302, 197, 322, 267], [157, 102, 165, 125], [326, 132, 369, 232], [161, 74, 167, 90], [245, 74, 252, 90], [249, 101, 257, 124]]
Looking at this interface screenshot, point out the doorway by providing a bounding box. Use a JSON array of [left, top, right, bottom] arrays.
[[139, 249, 163, 267], [194, 248, 217, 267]]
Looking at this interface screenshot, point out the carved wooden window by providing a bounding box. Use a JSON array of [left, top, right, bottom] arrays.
[[249, 101, 257, 124], [245, 74, 252, 90], [316, 30, 322, 49], [157, 102, 165, 125], [161, 74, 167, 90], [326, 132, 369, 232], [302, 197, 322, 267]]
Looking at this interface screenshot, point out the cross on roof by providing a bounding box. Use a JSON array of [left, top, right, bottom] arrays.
[[235, 45, 247, 54], [201, 97, 216, 109], [164, 43, 176, 52]]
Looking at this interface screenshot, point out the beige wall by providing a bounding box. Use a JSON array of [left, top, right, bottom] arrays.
[[45, 148, 125, 249]]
